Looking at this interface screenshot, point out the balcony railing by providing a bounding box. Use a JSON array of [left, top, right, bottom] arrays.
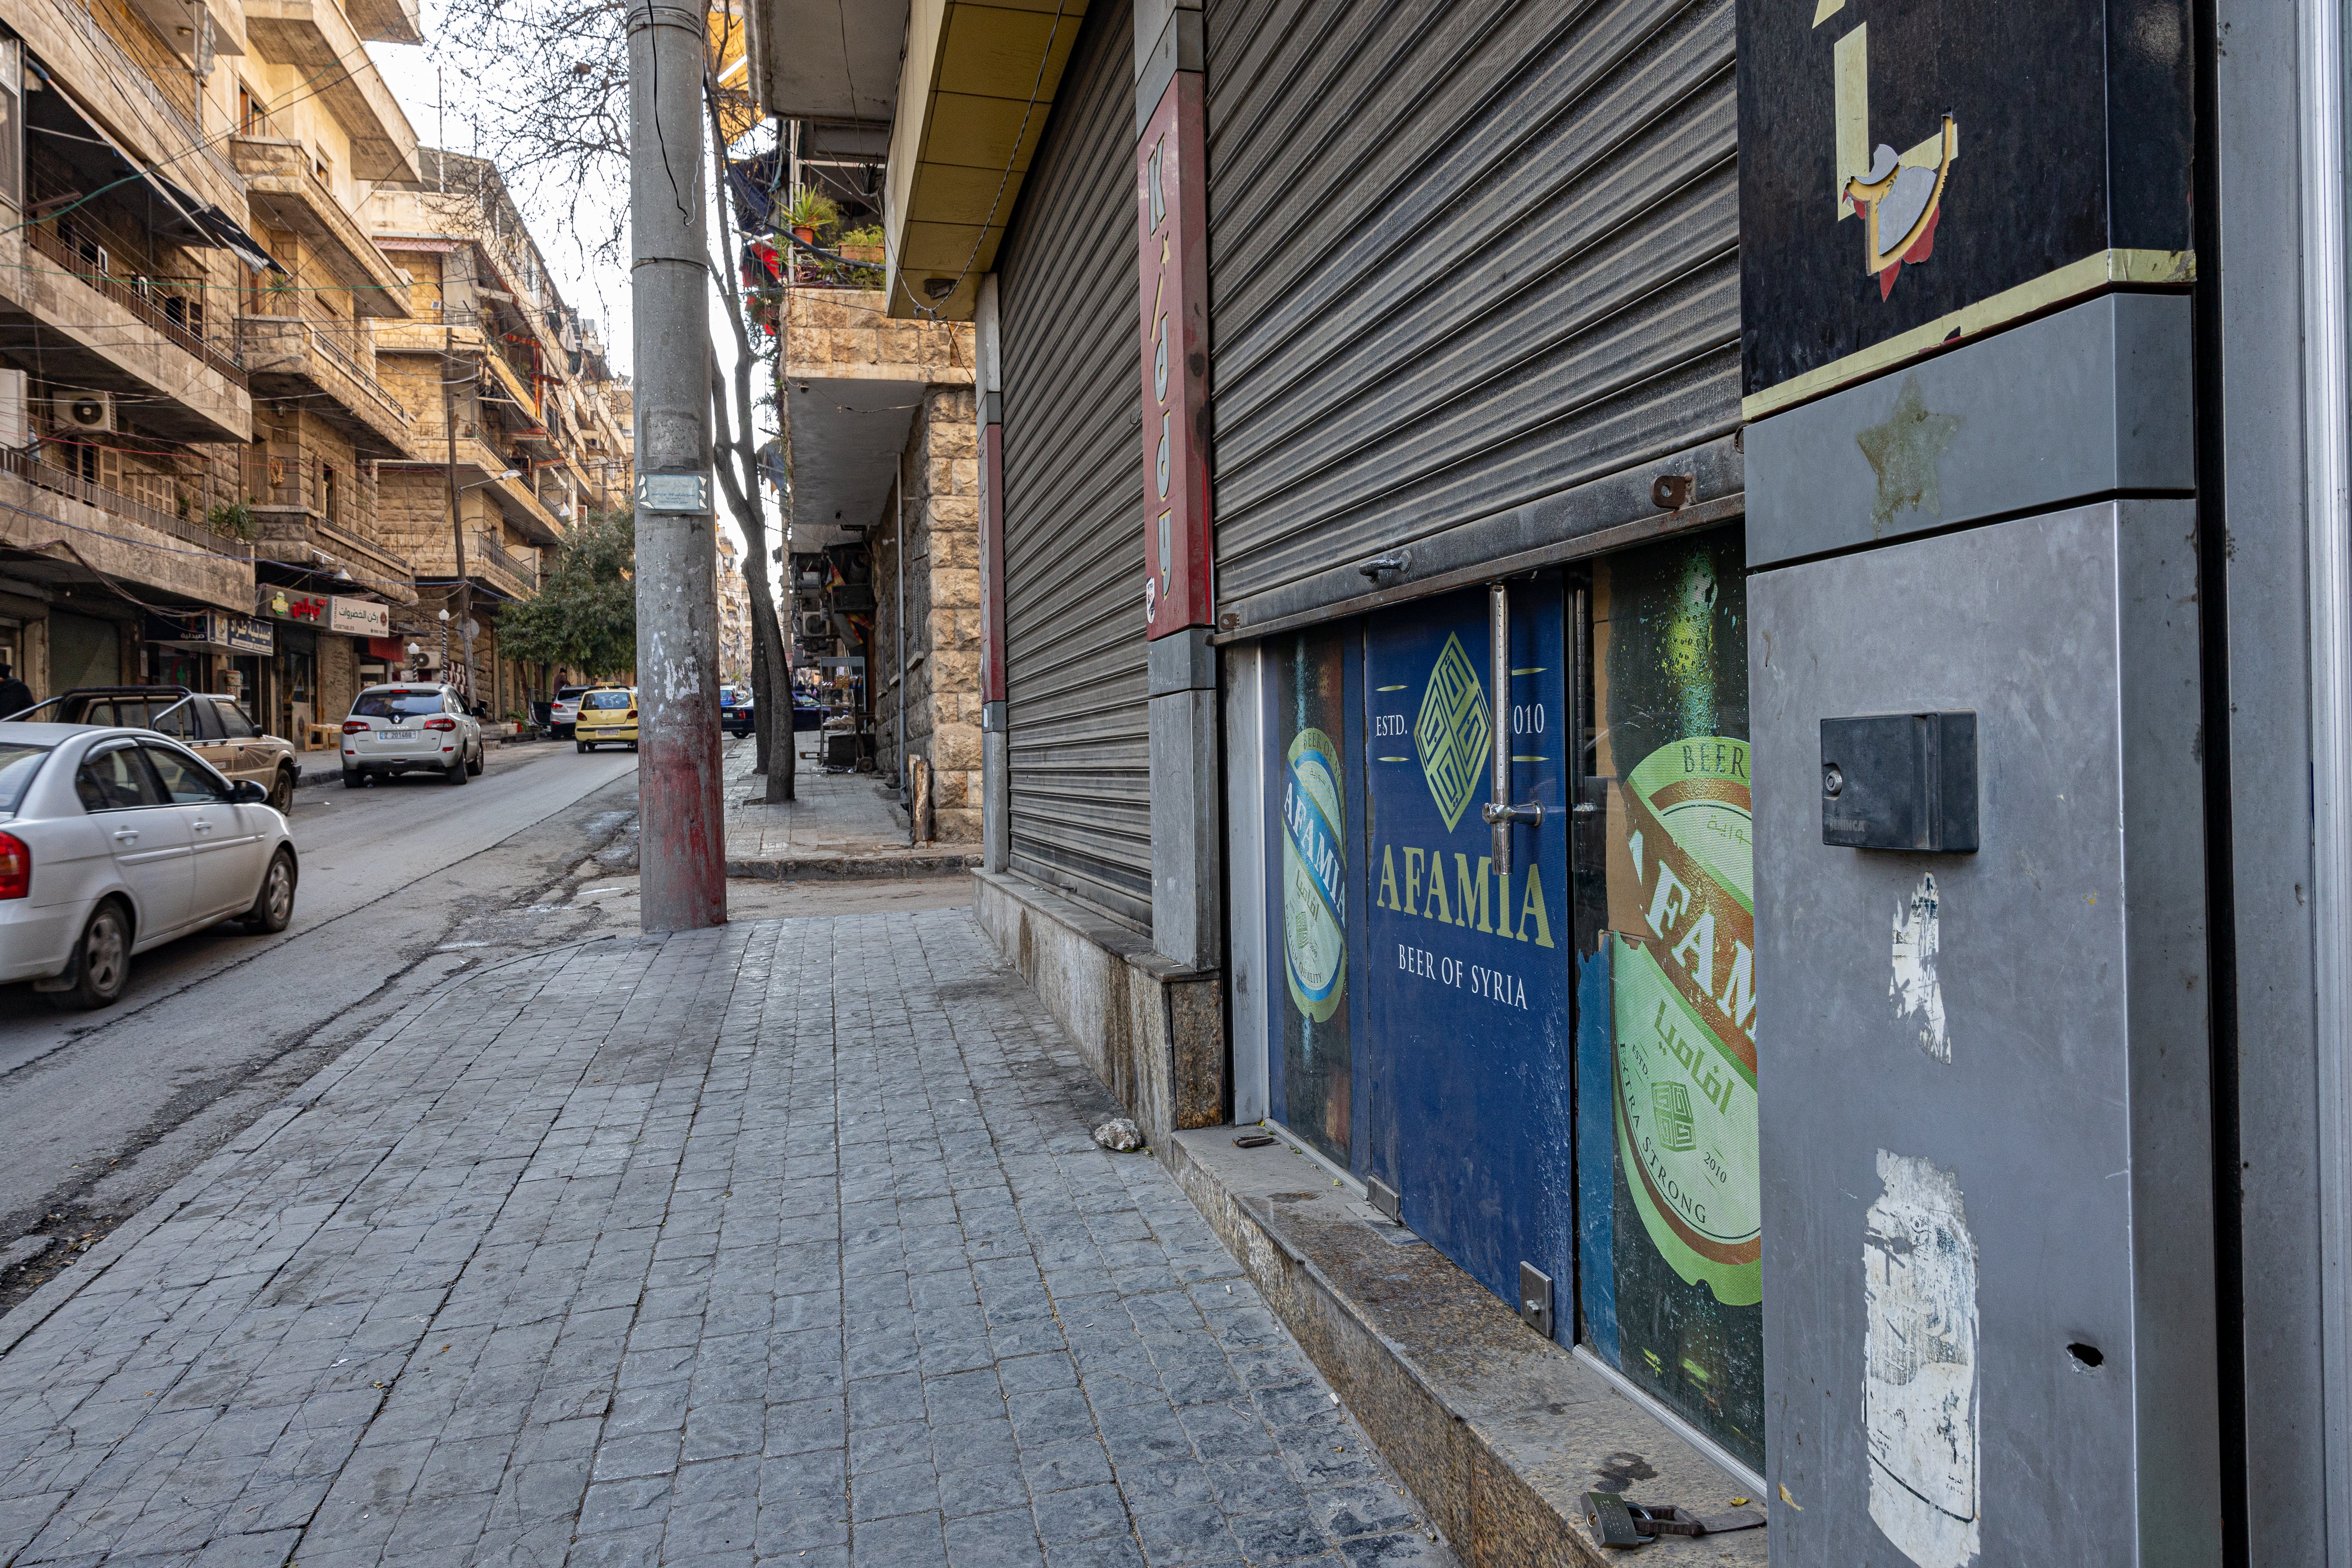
[[29, 224, 247, 388], [237, 316, 409, 426], [2, 445, 254, 559], [472, 530, 538, 592]]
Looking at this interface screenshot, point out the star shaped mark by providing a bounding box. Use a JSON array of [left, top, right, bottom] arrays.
[[1855, 373, 1963, 535]]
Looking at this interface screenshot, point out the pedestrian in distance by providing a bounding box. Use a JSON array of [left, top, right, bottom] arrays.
[[0, 663, 31, 720]]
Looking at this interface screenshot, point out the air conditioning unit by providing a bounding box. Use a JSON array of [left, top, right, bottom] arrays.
[[796, 612, 831, 637], [55, 391, 112, 433]]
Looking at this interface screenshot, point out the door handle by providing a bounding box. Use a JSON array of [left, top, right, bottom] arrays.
[[112, 829, 138, 843], [1484, 581, 1544, 874]]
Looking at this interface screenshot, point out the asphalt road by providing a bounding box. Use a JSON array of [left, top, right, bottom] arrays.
[[0, 739, 639, 1305]]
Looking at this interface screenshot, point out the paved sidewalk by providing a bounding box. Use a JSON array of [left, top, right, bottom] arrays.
[[0, 914, 1447, 1567], [722, 740, 976, 878]]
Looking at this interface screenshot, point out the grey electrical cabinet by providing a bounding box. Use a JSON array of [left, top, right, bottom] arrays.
[[1749, 498, 2220, 1565]]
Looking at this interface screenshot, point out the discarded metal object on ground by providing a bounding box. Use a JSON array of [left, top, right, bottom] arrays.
[[1233, 1131, 1278, 1148], [1580, 1492, 1766, 1547]]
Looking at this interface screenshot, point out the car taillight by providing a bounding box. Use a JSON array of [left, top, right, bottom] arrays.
[[626, 709, 637, 719], [0, 832, 27, 900], [342, 720, 370, 733], [424, 717, 457, 731]]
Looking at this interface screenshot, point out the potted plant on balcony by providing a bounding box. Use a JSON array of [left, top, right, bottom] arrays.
[[207, 502, 257, 541], [782, 188, 840, 249]]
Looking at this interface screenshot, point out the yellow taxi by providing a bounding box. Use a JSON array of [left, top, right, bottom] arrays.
[[573, 687, 638, 752]]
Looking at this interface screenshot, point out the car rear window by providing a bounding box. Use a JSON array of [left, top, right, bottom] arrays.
[[555, 686, 595, 701], [0, 742, 51, 814], [78, 697, 198, 738], [583, 691, 631, 710], [352, 691, 447, 719]]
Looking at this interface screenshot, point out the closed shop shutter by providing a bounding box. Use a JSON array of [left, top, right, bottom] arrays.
[[997, 0, 1152, 931], [1203, 0, 1740, 622], [49, 611, 120, 688]]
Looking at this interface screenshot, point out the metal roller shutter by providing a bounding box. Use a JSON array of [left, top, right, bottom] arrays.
[[1203, 0, 1740, 617], [998, 0, 1153, 931]]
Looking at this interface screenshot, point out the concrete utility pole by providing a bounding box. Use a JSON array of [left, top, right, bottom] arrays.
[[627, 0, 726, 931]]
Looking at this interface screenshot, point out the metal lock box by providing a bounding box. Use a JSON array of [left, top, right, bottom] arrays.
[[1819, 711, 1979, 852]]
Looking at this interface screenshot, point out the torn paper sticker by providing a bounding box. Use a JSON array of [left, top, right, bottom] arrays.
[[1864, 1150, 1980, 1568], [1891, 874, 1948, 1062]]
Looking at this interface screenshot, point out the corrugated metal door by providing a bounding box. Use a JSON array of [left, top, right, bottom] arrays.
[[1203, 0, 1740, 618], [997, 0, 1152, 931]]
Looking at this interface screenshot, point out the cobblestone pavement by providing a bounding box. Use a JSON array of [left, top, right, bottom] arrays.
[[0, 913, 1452, 1568], [722, 741, 963, 871]]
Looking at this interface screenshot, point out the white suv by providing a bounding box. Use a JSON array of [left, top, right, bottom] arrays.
[[339, 684, 485, 787]]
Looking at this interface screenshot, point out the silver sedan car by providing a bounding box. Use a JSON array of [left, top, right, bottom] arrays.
[[0, 724, 298, 1010]]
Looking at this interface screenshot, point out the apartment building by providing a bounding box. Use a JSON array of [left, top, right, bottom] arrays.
[[0, 0, 425, 737], [716, 525, 750, 684], [364, 151, 632, 722]]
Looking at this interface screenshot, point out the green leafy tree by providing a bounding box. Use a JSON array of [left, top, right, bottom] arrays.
[[499, 506, 637, 678]]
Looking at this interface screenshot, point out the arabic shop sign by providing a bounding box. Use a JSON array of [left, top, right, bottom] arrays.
[[259, 590, 391, 639]]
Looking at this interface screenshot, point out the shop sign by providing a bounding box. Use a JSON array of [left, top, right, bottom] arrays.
[[329, 597, 391, 637], [1136, 71, 1212, 637], [1738, 0, 2193, 416], [218, 613, 274, 655], [260, 588, 330, 623]]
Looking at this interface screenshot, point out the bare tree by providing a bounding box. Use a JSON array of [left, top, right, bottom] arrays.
[[702, 75, 796, 802], [419, 1, 794, 797]]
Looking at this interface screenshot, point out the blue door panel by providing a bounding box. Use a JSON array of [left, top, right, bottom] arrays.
[[1357, 581, 1573, 1319]]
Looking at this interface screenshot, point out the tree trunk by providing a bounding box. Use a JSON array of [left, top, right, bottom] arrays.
[[749, 583, 774, 776]]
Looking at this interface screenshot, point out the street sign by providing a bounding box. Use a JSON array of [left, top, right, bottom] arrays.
[[636, 472, 710, 513]]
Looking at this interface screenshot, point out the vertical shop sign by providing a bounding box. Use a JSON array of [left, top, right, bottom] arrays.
[[1268, 627, 1358, 1167], [1361, 584, 1571, 1314], [1575, 531, 1763, 1471], [1136, 74, 1212, 637]]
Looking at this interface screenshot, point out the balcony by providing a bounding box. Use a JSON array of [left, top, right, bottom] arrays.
[[471, 530, 538, 597], [231, 138, 414, 321], [0, 226, 250, 444], [237, 316, 417, 460], [241, 0, 419, 180], [0, 448, 256, 614], [3, 445, 253, 559], [481, 341, 543, 426], [250, 506, 419, 605]]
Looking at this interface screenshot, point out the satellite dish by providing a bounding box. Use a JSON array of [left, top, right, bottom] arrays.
[[464, 618, 480, 639]]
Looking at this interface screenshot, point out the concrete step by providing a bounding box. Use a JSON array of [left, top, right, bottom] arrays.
[[1165, 1127, 1771, 1567]]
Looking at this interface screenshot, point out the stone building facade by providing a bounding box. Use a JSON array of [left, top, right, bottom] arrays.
[[868, 385, 982, 839]]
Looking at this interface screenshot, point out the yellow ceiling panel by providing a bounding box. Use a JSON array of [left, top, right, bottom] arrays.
[[905, 159, 1037, 227], [885, 0, 1090, 317], [896, 218, 1004, 273], [935, 5, 1081, 101], [918, 93, 1051, 171]]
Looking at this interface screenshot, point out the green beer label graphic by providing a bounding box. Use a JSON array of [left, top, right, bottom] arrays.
[[1612, 736, 1761, 1307], [1283, 728, 1346, 1022]]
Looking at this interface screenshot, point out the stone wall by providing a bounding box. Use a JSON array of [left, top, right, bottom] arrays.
[[869, 384, 982, 841]]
